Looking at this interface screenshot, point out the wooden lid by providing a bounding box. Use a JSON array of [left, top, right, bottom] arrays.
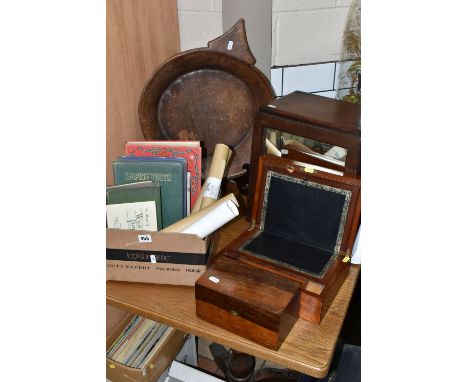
[[195, 255, 300, 329], [138, 20, 274, 179], [262, 91, 361, 136], [252, 156, 361, 256]]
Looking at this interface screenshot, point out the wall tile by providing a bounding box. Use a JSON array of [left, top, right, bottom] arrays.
[[335, 0, 353, 7], [270, 68, 283, 96], [178, 11, 223, 51], [177, 0, 215, 12], [213, 0, 222, 12], [272, 8, 348, 66], [273, 0, 335, 12], [283, 63, 335, 95]]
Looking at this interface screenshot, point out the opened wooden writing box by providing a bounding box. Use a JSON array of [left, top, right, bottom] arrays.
[[195, 155, 360, 349], [231, 155, 360, 322]]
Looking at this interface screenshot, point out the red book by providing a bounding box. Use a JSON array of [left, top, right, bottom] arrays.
[[125, 141, 202, 211]]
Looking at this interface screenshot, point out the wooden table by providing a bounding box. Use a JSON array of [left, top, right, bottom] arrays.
[[107, 215, 360, 378]]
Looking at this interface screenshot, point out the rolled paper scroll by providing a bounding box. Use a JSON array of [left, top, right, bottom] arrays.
[[268, 131, 278, 147], [284, 139, 345, 166], [199, 144, 232, 209], [191, 182, 206, 213], [181, 199, 239, 239], [324, 145, 347, 161], [265, 138, 281, 157], [160, 193, 238, 233], [284, 139, 314, 154]]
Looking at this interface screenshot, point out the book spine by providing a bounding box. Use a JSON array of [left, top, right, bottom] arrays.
[[136, 325, 171, 368], [120, 320, 156, 365], [125, 144, 201, 210], [106, 316, 139, 357], [187, 172, 191, 215], [125, 323, 160, 366], [110, 317, 146, 360], [132, 324, 169, 368]]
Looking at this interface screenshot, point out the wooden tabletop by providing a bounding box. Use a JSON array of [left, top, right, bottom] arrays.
[[106, 215, 360, 378]]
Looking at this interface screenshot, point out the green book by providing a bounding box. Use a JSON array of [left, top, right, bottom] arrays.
[[106, 181, 163, 231], [113, 157, 187, 228]]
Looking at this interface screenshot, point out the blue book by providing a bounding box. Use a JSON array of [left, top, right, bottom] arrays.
[[113, 157, 187, 228]]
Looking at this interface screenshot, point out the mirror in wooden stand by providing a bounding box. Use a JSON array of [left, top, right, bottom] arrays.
[[264, 128, 348, 174], [247, 91, 361, 218]]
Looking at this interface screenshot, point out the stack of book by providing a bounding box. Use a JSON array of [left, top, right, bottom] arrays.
[[107, 141, 202, 230], [106, 315, 170, 369]]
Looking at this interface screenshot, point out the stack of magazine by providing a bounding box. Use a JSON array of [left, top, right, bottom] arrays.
[[106, 316, 169, 369], [106, 141, 202, 230]]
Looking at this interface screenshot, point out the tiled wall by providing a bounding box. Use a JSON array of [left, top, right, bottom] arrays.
[[270, 60, 353, 99], [176, 0, 355, 100], [272, 0, 352, 66], [177, 0, 352, 67], [177, 0, 223, 51]]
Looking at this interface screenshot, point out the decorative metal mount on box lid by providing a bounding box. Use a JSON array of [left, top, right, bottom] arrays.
[[138, 19, 275, 179]]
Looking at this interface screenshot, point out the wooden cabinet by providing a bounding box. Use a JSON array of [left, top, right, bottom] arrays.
[[248, 91, 361, 216]]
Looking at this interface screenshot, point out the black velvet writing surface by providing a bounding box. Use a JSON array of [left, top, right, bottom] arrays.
[[263, 173, 347, 253], [242, 172, 350, 277], [243, 231, 334, 277]]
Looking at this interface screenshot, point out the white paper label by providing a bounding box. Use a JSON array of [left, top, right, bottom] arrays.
[[281, 149, 288, 155], [267, 104, 277, 108], [150, 255, 156, 263], [209, 276, 220, 283], [203, 177, 221, 199], [138, 234, 152, 243], [227, 40, 233, 50]]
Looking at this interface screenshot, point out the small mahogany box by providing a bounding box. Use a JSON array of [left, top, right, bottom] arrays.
[[195, 155, 360, 350], [195, 254, 300, 350]]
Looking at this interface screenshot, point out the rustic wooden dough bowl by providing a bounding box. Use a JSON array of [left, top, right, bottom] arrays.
[[138, 19, 274, 179]]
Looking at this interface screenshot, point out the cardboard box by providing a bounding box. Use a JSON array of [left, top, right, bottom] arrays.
[[154, 333, 197, 382], [106, 314, 188, 382], [106, 229, 212, 286]]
